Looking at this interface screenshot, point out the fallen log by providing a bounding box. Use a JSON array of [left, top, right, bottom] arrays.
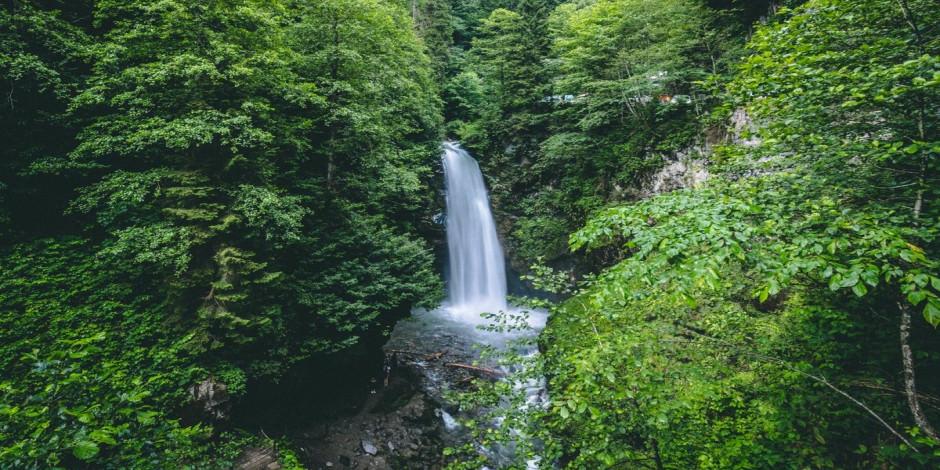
[[444, 363, 504, 377], [386, 348, 428, 356], [386, 349, 447, 361]]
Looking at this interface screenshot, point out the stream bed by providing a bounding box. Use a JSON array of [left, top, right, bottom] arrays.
[[294, 304, 545, 470]]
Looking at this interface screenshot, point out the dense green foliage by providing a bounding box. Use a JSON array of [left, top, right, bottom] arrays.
[[4, 0, 939, 468], [448, 0, 773, 266], [532, 0, 939, 468], [1, 0, 443, 466], [433, 0, 940, 468]]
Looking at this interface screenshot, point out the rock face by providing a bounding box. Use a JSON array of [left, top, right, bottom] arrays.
[[629, 108, 762, 199], [730, 107, 761, 148], [188, 377, 230, 421], [639, 147, 710, 198]]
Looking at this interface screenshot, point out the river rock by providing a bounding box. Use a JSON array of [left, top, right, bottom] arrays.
[[296, 366, 445, 469], [361, 439, 378, 455]]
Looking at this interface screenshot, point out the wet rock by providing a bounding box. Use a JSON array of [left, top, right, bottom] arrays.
[[294, 310, 514, 470], [305, 423, 329, 439], [188, 377, 230, 421], [299, 387, 444, 469]]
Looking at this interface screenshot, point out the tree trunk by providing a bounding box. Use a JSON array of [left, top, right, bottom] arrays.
[[651, 438, 664, 470], [899, 301, 938, 441], [893, 1, 933, 441]]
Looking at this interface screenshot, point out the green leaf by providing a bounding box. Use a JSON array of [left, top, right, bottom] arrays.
[[89, 429, 117, 446], [136, 410, 159, 425], [840, 273, 859, 288], [907, 290, 928, 306], [828, 274, 843, 291], [924, 299, 940, 327], [860, 269, 879, 287], [73, 440, 99, 460], [851, 282, 867, 297], [758, 287, 770, 303]]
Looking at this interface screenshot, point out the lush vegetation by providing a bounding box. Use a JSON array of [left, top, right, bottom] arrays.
[[1, 0, 442, 466], [3, 0, 939, 468], [440, 0, 940, 468], [445, 0, 772, 267]]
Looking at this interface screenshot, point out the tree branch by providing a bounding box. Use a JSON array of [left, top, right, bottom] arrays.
[[676, 322, 919, 451], [445, 362, 505, 377]]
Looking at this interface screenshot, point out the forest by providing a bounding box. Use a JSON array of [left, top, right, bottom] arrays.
[[1, 0, 938, 468]]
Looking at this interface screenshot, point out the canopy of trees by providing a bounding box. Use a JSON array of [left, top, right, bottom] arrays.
[[2, 0, 938, 468], [441, 0, 940, 468], [1, 0, 442, 466]]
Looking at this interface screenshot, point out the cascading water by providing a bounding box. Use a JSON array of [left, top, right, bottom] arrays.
[[440, 142, 546, 468], [442, 142, 509, 319], [381, 142, 546, 469]]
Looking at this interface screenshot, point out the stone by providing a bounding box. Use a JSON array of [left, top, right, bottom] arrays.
[[730, 107, 761, 147], [188, 377, 230, 421], [361, 439, 378, 455]]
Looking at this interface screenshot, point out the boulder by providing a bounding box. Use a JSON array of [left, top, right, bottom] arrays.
[[188, 377, 230, 421]]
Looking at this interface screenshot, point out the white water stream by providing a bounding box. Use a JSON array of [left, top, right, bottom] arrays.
[[438, 142, 546, 468]]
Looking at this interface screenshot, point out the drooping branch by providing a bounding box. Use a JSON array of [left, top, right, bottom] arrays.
[[445, 362, 505, 377], [850, 379, 940, 411]]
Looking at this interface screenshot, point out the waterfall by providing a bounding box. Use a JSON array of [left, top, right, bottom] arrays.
[[382, 142, 546, 468], [442, 142, 508, 319]]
